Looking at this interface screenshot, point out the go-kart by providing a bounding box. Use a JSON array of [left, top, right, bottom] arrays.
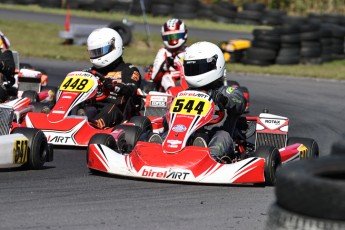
[[22, 70, 151, 148], [87, 90, 318, 186], [0, 104, 53, 170]]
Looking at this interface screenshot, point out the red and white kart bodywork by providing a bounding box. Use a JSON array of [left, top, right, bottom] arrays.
[[22, 71, 119, 146], [88, 90, 318, 185]]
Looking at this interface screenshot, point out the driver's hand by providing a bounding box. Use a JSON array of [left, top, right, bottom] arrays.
[[103, 78, 114, 91], [211, 90, 228, 110]]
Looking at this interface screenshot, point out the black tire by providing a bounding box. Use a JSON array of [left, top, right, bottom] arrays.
[[275, 56, 300, 65], [11, 127, 48, 170], [246, 47, 277, 61], [22, 90, 39, 103], [114, 125, 143, 152], [275, 156, 345, 221], [107, 22, 132, 46], [266, 203, 345, 230], [330, 133, 345, 156], [129, 116, 152, 133], [287, 137, 319, 159], [87, 133, 117, 173], [253, 146, 281, 186]]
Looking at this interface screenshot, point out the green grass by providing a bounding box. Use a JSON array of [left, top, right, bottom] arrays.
[[1, 6, 345, 80]]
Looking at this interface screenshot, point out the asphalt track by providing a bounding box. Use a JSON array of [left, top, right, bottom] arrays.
[[1, 57, 344, 230], [1, 9, 345, 230]]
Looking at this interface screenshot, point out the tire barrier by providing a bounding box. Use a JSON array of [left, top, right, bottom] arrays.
[[266, 155, 345, 230]]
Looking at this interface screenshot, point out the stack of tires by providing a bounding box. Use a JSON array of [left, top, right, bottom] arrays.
[[261, 9, 286, 26], [266, 155, 345, 230], [235, 2, 265, 25], [299, 23, 322, 64], [129, 0, 152, 15], [172, 0, 198, 20], [329, 24, 345, 60], [243, 28, 280, 66], [210, 1, 237, 23], [275, 24, 301, 65], [150, 0, 172, 17]]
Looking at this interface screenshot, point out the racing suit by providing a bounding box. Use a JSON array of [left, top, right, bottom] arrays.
[[202, 83, 246, 162], [0, 49, 16, 102], [150, 46, 186, 91], [86, 57, 142, 129]]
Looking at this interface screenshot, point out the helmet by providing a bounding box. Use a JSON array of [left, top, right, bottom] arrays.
[[87, 28, 123, 68], [0, 31, 10, 49], [161, 18, 187, 51], [184, 41, 225, 89]]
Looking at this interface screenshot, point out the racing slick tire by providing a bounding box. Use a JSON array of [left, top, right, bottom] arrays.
[[266, 156, 345, 229], [129, 116, 152, 132], [287, 137, 319, 159], [114, 125, 143, 153], [87, 134, 117, 172], [11, 127, 49, 170], [253, 146, 281, 186], [22, 90, 39, 103]]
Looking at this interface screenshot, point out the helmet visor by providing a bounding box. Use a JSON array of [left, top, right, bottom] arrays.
[[162, 33, 185, 42], [88, 43, 115, 59], [184, 55, 218, 76]]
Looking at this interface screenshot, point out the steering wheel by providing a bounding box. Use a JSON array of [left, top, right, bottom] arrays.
[[208, 110, 225, 125], [84, 69, 110, 101]]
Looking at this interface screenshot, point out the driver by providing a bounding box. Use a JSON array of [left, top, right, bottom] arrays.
[[149, 41, 246, 163], [83, 27, 141, 129], [0, 31, 16, 103], [149, 18, 188, 91]]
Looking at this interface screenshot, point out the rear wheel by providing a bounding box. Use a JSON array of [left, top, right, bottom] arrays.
[[253, 146, 281, 186], [287, 137, 319, 159], [11, 127, 48, 170], [114, 125, 143, 153]]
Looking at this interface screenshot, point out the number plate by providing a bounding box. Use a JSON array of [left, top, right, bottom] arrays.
[[13, 138, 28, 164], [170, 96, 211, 116], [59, 76, 94, 92]]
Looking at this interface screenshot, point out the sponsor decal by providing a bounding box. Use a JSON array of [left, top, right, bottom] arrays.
[[178, 91, 209, 99], [150, 101, 167, 107], [48, 135, 73, 144], [226, 87, 235, 94], [172, 124, 186, 132], [264, 119, 281, 125], [141, 168, 190, 180], [59, 76, 94, 92], [105, 72, 122, 82], [167, 139, 182, 145]]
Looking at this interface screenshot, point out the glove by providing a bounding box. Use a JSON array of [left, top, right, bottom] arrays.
[[2, 80, 11, 89], [103, 78, 114, 91], [211, 90, 228, 110], [114, 83, 132, 97]]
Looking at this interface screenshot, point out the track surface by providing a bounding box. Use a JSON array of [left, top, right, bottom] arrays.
[[1, 58, 344, 230]]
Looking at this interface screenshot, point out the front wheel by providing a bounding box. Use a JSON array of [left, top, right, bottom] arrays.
[[11, 127, 49, 170], [254, 145, 281, 186], [287, 137, 319, 159]]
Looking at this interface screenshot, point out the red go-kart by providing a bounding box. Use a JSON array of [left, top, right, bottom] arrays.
[[87, 90, 318, 186]]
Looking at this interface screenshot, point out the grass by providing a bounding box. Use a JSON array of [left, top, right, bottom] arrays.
[[1, 5, 345, 80]]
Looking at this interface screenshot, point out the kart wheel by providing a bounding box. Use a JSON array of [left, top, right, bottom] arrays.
[[87, 134, 117, 172], [11, 127, 48, 170], [129, 116, 152, 132], [22, 90, 39, 103], [287, 137, 319, 159], [114, 125, 143, 153], [254, 146, 281, 186]]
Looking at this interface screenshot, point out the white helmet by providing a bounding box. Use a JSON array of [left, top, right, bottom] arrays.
[[87, 27, 123, 68], [161, 18, 187, 51], [184, 41, 225, 88]]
